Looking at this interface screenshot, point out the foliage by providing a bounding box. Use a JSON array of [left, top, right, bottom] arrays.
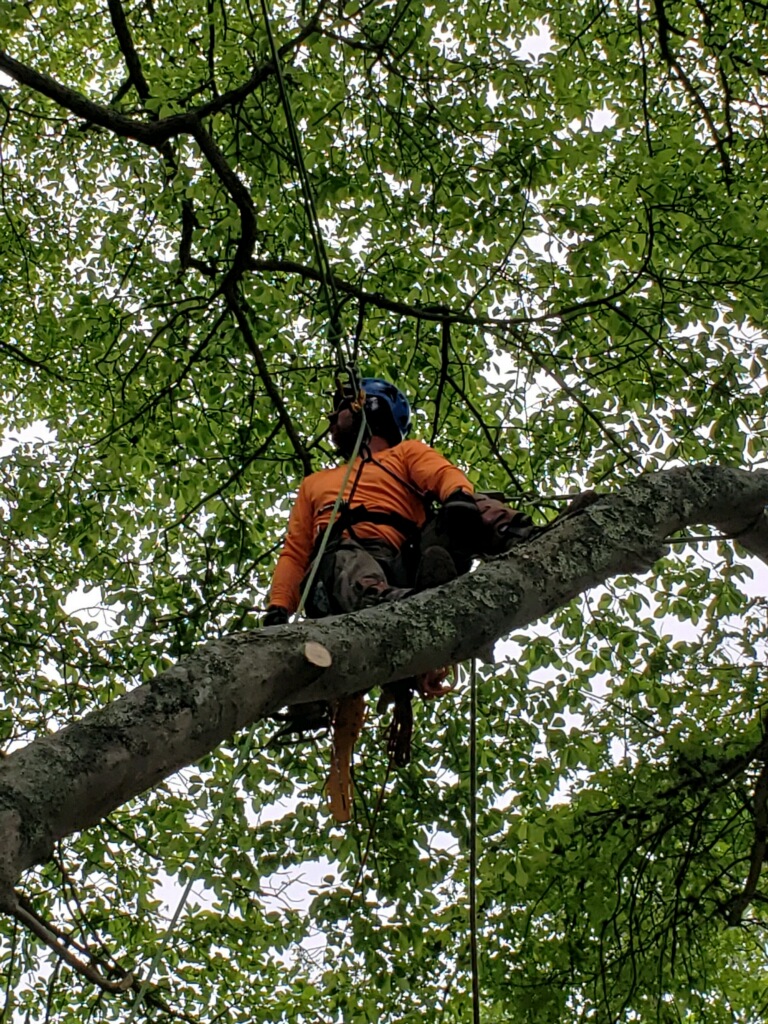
[[1, 0, 767, 1020]]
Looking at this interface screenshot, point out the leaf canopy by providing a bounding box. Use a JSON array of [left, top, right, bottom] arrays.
[[1, 0, 767, 1020]]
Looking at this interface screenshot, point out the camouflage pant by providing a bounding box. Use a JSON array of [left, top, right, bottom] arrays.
[[305, 538, 412, 617]]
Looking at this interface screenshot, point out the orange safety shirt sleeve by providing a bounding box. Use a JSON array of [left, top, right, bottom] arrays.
[[268, 480, 316, 614], [398, 440, 474, 500]]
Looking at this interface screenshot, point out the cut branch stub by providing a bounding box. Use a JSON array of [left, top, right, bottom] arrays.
[[304, 641, 332, 668]]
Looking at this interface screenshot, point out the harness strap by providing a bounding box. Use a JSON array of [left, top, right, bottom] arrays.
[[363, 447, 432, 503], [312, 443, 434, 558], [313, 503, 423, 558]]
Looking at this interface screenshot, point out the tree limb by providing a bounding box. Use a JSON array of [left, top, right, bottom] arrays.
[[107, 0, 152, 101], [0, 48, 194, 147], [0, 465, 765, 898], [652, 0, 732, 183], [718, 509, 768, 564], [0, 6, 322, 147], [246, 257, 661, 331], [9, 896, 133, 994], [192, 122, 257, 280]]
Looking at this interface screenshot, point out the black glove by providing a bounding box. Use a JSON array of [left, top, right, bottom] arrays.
[[440, 489, 482, 542], [263, 605, 289, 627]]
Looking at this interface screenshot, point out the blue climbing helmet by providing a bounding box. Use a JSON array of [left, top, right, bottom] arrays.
[[361, 377, 412, 442], [333, 375, 412, 443]]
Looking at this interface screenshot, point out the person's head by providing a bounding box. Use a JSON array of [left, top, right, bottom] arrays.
[[328, 377, 411, 456]]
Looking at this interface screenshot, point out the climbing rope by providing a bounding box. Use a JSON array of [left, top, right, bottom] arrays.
[[295, 409, 368, 616], [123, 7, 411, 1012], [469, 657, 481, 1024], [258, 0, 378, 596]]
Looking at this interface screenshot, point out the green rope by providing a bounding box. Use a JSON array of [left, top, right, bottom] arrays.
[[136, 20, 384, 1010], [124, 34, 375, 995], [469, 657, 480, 1024], [125, 726, 258, 1023], [295, 411, 367, 616], [258, 0, 375, 609]]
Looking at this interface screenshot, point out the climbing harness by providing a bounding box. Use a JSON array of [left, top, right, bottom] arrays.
[[292, 432, 436, 822], [295, 410, 368, 617], [309, 445, 431, 561]]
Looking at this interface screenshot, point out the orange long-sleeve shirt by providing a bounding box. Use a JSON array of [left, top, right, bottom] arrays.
[[269, 439, 473, 613]]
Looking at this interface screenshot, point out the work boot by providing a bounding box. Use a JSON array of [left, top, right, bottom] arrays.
[[269, 701, 332, 743], [414, 545, 459, 591]]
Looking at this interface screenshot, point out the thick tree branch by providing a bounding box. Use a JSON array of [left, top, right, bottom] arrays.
[[247, 257, 661, 331], [107, 0, 152, 101], [192, 123, 257, 279], [8, 896, 133, 994], [715, 509, 768, 564], [0, 465, 765, 899], [0, 48, 193, 147], [652, 0, 732, 183], [0, 7, 321, 147]]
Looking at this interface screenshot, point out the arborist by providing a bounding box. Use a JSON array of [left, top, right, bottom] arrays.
[[263, 376, 532, 820], [264, 377, 487, 624]]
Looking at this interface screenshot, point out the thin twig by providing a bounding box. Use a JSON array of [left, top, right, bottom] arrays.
[[10, 898, 133, 995], [430, 316, 451, 445], [224, 284, 313, 475]]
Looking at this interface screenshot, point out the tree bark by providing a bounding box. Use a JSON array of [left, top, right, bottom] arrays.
[[0, 465, 766, 904]]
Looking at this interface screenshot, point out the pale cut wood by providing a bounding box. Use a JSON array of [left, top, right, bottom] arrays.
[[304, 641, 333, 668]]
